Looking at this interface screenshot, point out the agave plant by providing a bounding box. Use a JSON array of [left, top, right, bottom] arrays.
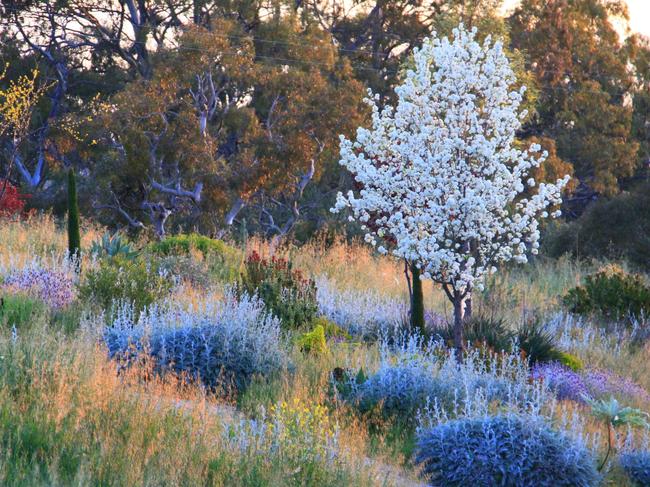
[[90, 232, 138, 260], [584, 395, 650, 471]]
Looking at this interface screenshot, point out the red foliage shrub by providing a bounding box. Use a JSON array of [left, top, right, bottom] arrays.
[[0, 180, 28, 216]]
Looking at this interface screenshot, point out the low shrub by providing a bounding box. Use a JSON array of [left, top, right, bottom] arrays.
[[582, 368, 650, 403], [296, 324, 328, 354], [156, 255, 213, 289], [563, 265, 650, 320], [531, 363, 650, 404], [1, 266, 75, 309], [620, 450, 650, 487], [415, 415, 599, 487], [432, 316, 514, 352], [238, 251, 318, 329], [342, 343, 538, 417], [147, 233, 241, 282], [0, 294, 47, 331], [516, 319, 563, 366], [431, 315, 564, 367], [558, 352, 584, 371], [312, 315, 351, 340], [0, 180, 28, 216], [79, 255, 173, 316], [531, 362, 590, 402], [315, 277, 405, 339], [103, 292, 286, 390]]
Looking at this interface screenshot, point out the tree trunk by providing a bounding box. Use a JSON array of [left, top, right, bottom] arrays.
[[453, 293, 466, 358], [410, 264, 425, 336], [464, 293, 472, 321]]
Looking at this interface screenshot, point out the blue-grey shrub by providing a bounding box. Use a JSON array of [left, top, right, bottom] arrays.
[[620, 450, 650, 486], [415, 414, 599, 487], [344, 339, 541, 416], [104, 292, 286, 389], [315, 277, 406, 339]]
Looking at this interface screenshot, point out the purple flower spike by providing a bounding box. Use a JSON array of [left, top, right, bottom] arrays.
[[2, 267, 75, 309]]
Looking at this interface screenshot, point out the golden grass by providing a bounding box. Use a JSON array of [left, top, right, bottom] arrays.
[[0, 215, 649, 486]]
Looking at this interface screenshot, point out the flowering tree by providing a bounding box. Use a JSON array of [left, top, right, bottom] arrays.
[[333, 25, 569, 351]]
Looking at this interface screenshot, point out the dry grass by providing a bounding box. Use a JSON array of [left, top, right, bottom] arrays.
[[1, 215, 649, 486]]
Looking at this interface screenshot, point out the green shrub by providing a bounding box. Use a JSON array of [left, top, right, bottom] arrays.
[[0, 294, 47, 331], [238, 251, 318, 329], [147, 233, 242, 282], [312, 316, 351, 340], [558, 352, 584, 372], [156, 255, 213, 289], [542, 182, 650, 271], [296, 324, 328, 354], [79, 256, 173, 316], [563, 264, 650, 319]]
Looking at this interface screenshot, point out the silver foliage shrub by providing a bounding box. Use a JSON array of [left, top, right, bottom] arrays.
[[415, 414, 599, 487], [315, 276, 405, 339], [342, 335, 547, 416], [103, 291, 286, 389]]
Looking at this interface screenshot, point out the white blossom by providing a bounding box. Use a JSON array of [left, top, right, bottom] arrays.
[[333, 25, 569, 296]]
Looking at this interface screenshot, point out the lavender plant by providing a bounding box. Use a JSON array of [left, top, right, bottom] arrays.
[[104, 291, 287, 389], [531, 362, 590, 402], [1, 266, 75, 309], [415, 414, 599, 486], [532, 363, 650, 404]]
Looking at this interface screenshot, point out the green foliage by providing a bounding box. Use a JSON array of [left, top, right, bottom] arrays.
[[432, 315, 565, 366], [312, 316, 351, 340], [79, 256, 173, 316], [147, 234, 242, 282], [66, 169, 81, 261], [0, 294, 46, 331], [543, 184, 650, 270], [586, 396, 650, 429], [296, 324, 328, 354], [558, 352, 584, 372], [517, 320, 563, 366], [90, 232, 138, 260], [156, 255, 213, 289], [432, 316, 515, 353], [586, 396, 650, 471], [563, 265, 650, 319], [238, 251, 318, 329]]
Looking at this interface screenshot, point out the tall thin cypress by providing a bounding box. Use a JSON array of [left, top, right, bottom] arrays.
[[67, 168, 81, 264], [410, 263, 425, 337]]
